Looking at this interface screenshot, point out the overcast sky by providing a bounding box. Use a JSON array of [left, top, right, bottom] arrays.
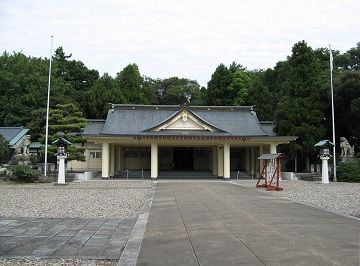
[[0, 0, 359, 86]]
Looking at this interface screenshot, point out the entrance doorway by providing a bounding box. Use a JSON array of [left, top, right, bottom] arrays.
[[173, 147, 194, 170]]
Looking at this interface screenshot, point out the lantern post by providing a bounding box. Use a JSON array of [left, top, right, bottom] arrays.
[[315, 140, 334, 184], [52, 137, 71, 185]]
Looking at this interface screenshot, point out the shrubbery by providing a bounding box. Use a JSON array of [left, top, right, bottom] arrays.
[[337, 158, 360, 183], [10, 165, 39, 182]]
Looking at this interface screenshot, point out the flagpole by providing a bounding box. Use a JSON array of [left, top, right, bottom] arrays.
[[329, 44, 337, 182], [44, 36, 53, 176]]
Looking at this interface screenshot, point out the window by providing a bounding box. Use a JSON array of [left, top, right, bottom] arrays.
[[89, 151, 102, 159]]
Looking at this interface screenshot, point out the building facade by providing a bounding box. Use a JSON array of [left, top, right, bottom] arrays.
[[0, 127, 30, 156], [72, 104, 296, 179]]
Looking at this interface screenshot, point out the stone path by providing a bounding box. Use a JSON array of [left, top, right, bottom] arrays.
[[0, 216, 136, 259], [137, 182, 359, 266]]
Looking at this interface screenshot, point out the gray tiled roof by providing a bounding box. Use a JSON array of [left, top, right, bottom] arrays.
[[83, 105, 277, 137], [259, 122, 277, 137], [0, 127, 29, 145], [83, 120, 106, 135]]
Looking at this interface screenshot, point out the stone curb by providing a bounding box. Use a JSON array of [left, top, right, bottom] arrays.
[[117, 182, 156, 266]]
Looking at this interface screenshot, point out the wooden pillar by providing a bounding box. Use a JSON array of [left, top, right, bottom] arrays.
[[223, 144, 230, 179], [270, 143, 277, 154], [151, 143, 158, 179], [102, 142, 110, 179], [110, 144, 115, 177], [217, 147, 224, 177]]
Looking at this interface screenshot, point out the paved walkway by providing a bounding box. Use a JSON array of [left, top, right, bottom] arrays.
[[0, 216, 136, 259], [137, 182, 359, 266]]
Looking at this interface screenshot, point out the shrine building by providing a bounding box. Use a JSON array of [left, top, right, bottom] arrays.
[[71, 104, 296, 179]]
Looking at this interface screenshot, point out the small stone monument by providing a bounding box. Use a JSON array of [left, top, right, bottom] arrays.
[[13, 135, 32, 165], [340, 137, 355, 163]]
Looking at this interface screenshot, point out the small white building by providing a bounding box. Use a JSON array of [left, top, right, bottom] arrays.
[[71, 104, 296, 179]]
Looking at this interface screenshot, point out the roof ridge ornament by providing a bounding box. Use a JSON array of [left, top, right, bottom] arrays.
[[143, 107, 226, 133]]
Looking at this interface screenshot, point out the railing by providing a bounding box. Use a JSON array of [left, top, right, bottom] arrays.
[[236, 170, 257, 180], [114, 169, 144, 179]]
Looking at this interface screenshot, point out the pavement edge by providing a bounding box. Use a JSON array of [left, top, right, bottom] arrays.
[[117, 182, 157, 266]]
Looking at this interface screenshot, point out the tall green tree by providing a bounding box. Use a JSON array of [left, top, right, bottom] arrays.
[[246, 70, 275, 121], [337, 42, 360, 71], [231, 70, 251, 105], [84, 73, 125, 118], [142, 76, 161, 104], [159, 77, 203, 105], [53, 47, 99, 105], [116, 64, 147, 104], [206, 64, 234, 105], [274, 41, 326, 158], [206, 62, 251, 106], [333, 70, 360, 148]]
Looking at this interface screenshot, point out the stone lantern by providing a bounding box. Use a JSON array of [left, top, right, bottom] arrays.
[[314, 140, 334, 184], [52, 137, 71, 185]]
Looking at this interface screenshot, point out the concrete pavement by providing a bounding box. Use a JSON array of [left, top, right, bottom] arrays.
[[137, 182, 359, 266]]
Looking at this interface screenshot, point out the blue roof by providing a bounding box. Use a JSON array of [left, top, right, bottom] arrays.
[[0, 127, 29, 145]]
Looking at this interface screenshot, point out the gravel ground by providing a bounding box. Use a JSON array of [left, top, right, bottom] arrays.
[[0, 258, 117, 266], [234, 180, 360, 218], [0, 180, 152, 219]]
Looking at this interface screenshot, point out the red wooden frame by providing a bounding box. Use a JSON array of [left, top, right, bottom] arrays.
[[256, 157, 283, 191]]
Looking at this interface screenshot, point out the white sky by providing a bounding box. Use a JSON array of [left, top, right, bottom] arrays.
[[0, 0, 359, 86]]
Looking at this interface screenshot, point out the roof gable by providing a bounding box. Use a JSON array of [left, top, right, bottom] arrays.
[[145, 107, 225, 132]]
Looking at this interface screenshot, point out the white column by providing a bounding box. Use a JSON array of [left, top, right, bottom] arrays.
[[217, 147, 224, 177], [223, 143, 230, 179], [110, 144, 115, 177], [321, 157, 330, 184], [151, 143, 158, 179], [102, 142, 110, 179], [57, 156, 66, 184], [259, 145, 264, 174], [212, 147, 218, 175], [270, 143, 277, 154]]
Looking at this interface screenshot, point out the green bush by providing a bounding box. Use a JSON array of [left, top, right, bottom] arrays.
[[337, 158, 360, 182], [10, 164, 39, 183]]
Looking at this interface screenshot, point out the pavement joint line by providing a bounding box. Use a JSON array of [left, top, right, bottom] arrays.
[[229, 181, 360, 221], [82, 219, 108, 248], [201, 182, 287, 238], [117, 182, 156, 266], [170, 183, 201, 266], [184, 183, 267, 266]]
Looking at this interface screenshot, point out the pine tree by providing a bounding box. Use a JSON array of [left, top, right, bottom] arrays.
[[41, 103, 87, 161]]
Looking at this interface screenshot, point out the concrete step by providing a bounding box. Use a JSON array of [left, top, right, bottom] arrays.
[[113, 170, 253, 179]]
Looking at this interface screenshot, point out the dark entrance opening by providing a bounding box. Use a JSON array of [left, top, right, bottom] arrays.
[[173, 147, 194, 170]]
